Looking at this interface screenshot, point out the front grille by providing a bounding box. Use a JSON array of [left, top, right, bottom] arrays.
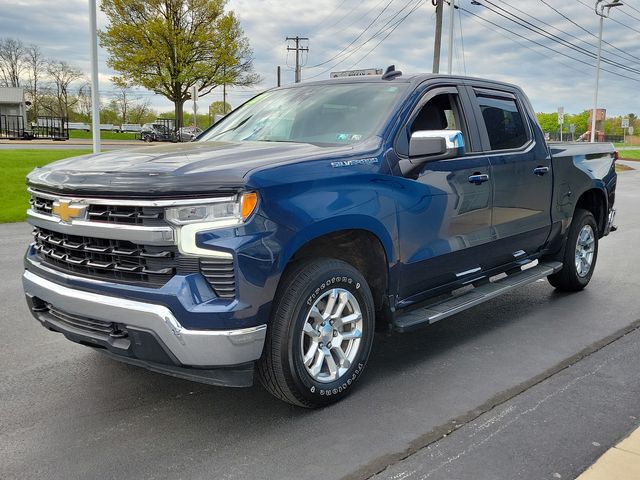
[[87, 204, 165, 226], [46, 304, 125, 338], [30, 196, 53, 215], [29, 193, 165, 227], [33, 227, 178, 287], [200, 258, 236, 298]]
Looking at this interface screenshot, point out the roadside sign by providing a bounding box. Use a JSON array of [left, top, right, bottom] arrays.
[[569, 124, 575, 133], [629, 126, 634, 135], [330, 68, 383, 78], [557, 106, 564, 125], [621, 117, 630, 128]]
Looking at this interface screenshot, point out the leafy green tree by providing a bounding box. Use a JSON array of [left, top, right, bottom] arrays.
[[209, 101, 232, 116], [99, 0, 260, 130], [536, 112, 558, 134]]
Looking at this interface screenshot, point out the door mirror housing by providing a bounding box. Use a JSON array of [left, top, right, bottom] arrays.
[[409, 130, 465, 159], [400, 130, 465, 176]]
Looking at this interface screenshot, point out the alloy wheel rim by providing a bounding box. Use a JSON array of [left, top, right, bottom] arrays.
[[300, 288, 363, 383], [575, 224, 595, 277]]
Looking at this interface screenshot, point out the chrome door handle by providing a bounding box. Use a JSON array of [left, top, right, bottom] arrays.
[[533, 166, 550, 176], [468, 173, 490, 185]]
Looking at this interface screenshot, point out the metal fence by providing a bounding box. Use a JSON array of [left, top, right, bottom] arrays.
[[33, 116, 69, 140], [0, 115, 27, 139]]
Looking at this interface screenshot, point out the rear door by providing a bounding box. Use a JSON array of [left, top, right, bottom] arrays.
[[468, 86, 553, 262]]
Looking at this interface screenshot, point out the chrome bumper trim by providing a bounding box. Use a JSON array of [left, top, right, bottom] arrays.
[[23, 270, 266, 366], [27, 209, 175, 245]]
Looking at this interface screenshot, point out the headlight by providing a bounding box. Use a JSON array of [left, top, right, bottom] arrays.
[[165, 192, 258, 226], [166, 192, 259, 258]]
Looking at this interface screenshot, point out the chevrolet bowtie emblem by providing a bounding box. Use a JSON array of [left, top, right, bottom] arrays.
[[52, 200, 87, 223]]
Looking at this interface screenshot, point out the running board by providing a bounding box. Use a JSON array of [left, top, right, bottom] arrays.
[[393, 261, 563, 332]]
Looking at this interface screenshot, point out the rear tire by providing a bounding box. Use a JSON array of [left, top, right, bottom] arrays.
[[547, 208, 598, 291], [257, 258, 375, 408]]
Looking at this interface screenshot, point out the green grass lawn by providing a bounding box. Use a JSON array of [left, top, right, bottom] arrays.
[[0, 149, 91, 223], [619, 149, 640, 160], [69, 130, 138, 141]]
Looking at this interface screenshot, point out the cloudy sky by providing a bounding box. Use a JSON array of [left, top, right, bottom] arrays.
[[2, 0, 639, 117]]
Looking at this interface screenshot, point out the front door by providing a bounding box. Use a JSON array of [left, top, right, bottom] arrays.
[[394, 86, 494, 300]]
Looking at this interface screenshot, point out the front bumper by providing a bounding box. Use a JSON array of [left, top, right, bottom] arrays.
[[23, 270, 267, 386]]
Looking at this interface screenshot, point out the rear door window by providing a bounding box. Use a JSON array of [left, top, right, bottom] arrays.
[[476, 95, 529, 151]]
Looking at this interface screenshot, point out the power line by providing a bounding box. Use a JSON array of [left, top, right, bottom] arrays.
[[575, 0, 640, 35], [510, 0, 640, 65], [473, 1, 640, 76], [307, 0, 395, 68], [345, 0, 424, 70], [459, 9, 591, 79], [305, 0, 423, 79], [458, 5, 640, 84]]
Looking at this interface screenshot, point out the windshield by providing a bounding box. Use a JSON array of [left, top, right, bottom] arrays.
[[200, 83, 407, 145]]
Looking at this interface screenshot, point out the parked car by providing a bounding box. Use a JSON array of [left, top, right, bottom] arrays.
[[178, 126, 202, 141], [22, 69, 617, 407]]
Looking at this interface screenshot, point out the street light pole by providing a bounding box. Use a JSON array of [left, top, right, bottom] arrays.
[[590, 0, 623, 143], [88, 0, 101, 153]]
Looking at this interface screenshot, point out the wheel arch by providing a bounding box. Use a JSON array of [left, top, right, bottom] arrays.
[[574, 187, 608, 236], [278, 221, 393, 318]]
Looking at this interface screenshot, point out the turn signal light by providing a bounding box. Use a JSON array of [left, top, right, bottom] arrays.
[[241, 192, 258, 220]]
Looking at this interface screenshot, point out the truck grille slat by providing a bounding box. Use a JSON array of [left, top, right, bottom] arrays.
[[200, 258, 236, 298]]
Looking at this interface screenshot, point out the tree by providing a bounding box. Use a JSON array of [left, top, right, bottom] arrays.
[[111, 77, 137, 124], [46, 60, 84, 118], [0, 37, 26, 87], [99, 0, 260, 131], [210, 101, 232, 116], [24, 45, 47, 120]]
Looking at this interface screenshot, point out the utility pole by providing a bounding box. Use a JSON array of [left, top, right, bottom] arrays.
[[433, 0, 443, 74], [447, 0, 455, 74], [286, 36, 309, 83], [277, 66, 281, 87]]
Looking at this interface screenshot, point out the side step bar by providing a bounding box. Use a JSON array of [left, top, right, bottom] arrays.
[[392, 261, 563, 332]]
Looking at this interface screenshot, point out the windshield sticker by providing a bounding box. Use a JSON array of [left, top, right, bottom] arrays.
[[336, 133, 363, 142], [331, 158, 379, 168]]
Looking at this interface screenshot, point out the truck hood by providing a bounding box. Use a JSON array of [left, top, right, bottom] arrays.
[[27, 139, 371, 197]]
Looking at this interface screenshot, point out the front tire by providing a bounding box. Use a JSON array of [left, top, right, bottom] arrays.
[[257, 258, 375, 408], [548, 208, 599, 291]]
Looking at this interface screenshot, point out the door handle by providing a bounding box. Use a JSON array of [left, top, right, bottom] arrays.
[[468, 173, 490, 185], [533, 166, 550, 176]]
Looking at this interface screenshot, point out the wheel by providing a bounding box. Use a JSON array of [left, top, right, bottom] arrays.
[[257, 258, 375, 408], [547, 208, 598, 291], [144, 135, 153, 143]]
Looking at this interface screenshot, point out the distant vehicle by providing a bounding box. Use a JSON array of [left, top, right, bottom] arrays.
[[99, 124, 116, 131], [67, 122, 91, 132], [140, 119, 177, 142], [178, 126, 202, 141]]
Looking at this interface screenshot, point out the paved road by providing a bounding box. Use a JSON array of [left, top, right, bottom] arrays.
[[1, 170, 639, 480], [0, 140, 146, 151]]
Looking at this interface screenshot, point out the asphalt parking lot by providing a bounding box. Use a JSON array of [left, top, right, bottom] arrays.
[[1, 169, 639, 480]]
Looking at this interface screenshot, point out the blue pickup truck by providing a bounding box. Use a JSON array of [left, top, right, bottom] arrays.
[[22, 69, 617, 407]]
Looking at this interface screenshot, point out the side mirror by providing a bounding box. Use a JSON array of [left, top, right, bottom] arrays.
[[409, 130, 465, 159], [400, 130, 465, 176]]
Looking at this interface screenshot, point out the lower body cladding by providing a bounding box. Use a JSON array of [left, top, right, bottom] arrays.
[[22, 270, 267, 387]]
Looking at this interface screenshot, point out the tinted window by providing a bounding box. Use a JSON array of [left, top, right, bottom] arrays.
[[478, 95, 528, 150]]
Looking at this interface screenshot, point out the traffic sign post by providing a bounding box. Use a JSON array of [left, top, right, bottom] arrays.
[[569, 123, 575, 141], [622, 117, 630, 144], [558, 107, 565, 142]]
